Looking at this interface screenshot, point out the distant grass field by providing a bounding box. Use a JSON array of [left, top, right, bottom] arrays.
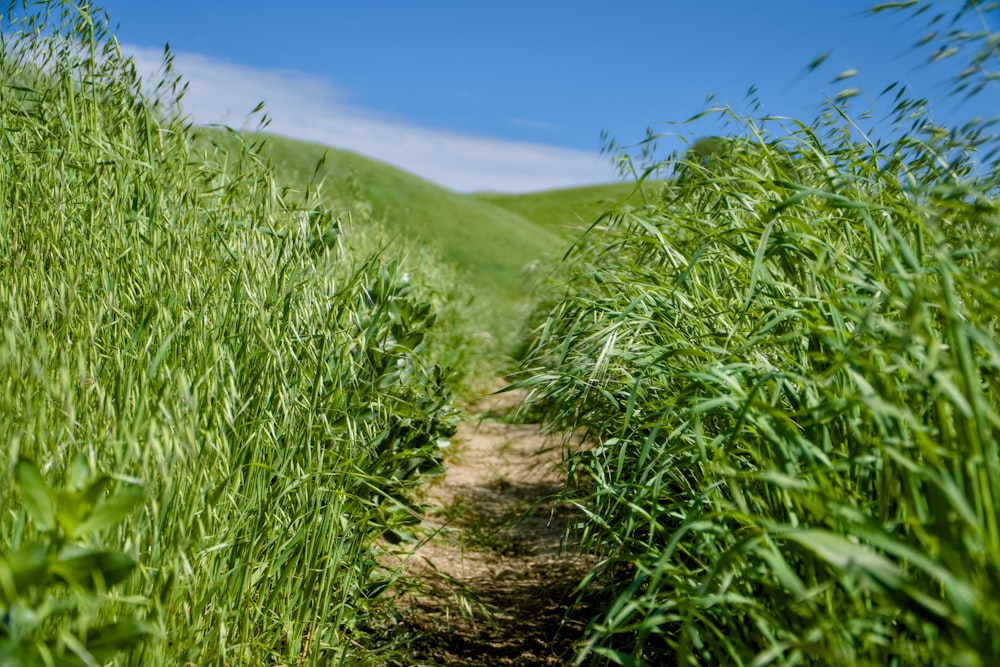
[[474, 181, 646, 237], [231, 133, 565, 330], [200, 130, 633, 350]]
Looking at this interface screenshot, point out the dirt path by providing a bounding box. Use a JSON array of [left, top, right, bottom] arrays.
[[393, 389, 595, 666]]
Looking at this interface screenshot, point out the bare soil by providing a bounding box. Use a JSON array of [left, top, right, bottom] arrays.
[[391, 388, 596, 666]]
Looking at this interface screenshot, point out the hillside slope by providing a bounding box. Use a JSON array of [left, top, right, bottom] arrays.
[[243, 134, 564, 310], [473, 181, 644, 237], [195, 130, 640, 346]]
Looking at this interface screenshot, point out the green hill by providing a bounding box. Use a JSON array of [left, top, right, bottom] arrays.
[[250, 134, 563, 302], [197, 130, 635, 343], [473, 181, 646, 237]]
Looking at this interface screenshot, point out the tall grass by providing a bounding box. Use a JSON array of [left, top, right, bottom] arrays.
[[248, 130, 569, 354], [0, 2, 465, 664], [209, 129, 508, 398], [518, 86, 1000, 663]]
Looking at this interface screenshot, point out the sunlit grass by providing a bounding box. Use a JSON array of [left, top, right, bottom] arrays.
[[246, 131, 568, 351], [8, 1, 1000, 665], [518, 93, 1000, 665], [0, 3, 470, 664], [473, 182, 644, 238]]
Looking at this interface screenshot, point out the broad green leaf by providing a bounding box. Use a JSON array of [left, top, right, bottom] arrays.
[[14, 460, 55, 532], [65, 454, 90, 492], [81, 476, 113, 507], [52, 547, 137, 591], [74, 486, 146, 539], [56, 489, 90, 538], [85, 620, 154, 659], [0, 543, 48, 603]]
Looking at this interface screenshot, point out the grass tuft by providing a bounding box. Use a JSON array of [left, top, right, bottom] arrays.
[[518, 90, 1000, 665], [0, 2, 472, 663]]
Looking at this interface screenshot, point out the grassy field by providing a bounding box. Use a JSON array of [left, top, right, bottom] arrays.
[[228, 132, 570, 338], [516, 90, 1000, 666], [203, 131, 641, 348], [0, 5, 476, 664], [474, 181, 648, 237], [5, 1, 1000, 666]]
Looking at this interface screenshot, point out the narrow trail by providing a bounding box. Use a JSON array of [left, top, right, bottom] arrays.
[[394, 388, 596, 666]]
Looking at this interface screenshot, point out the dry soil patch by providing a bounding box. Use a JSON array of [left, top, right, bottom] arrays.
[[393, 389, 595, 666]]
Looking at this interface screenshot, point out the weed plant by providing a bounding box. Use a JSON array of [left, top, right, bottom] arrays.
[[518, 80, 1000, 666], [0, 2, 465, 664]]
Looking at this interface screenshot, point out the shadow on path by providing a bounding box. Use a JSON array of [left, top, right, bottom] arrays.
[[392, 391, 597, 666]]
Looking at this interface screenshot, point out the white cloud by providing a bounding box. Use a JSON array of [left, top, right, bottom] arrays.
[[125, 45, 619, 193]]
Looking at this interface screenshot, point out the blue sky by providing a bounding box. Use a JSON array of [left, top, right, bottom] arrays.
[[96, 1, 999, 192]]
